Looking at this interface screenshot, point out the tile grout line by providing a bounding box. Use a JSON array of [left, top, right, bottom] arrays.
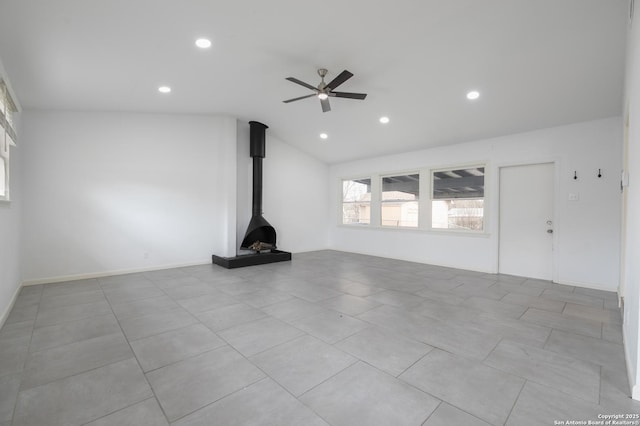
[[77, 397, 161, 426], [167, 375, 268, 424], [420, 400, 444, 426], [101, 281, 172, 425], [598, 365, 603, 406], [8, 284, 42, 426], [503, 378, 527, 426], [395, 345, 436, 379]]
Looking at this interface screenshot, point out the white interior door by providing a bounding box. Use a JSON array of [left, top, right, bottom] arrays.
[[499, 163, 554, 280]]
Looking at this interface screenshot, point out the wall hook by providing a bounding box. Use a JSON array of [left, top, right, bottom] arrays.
[[573, 171, 577, 180], [597, 169, 602, 178]]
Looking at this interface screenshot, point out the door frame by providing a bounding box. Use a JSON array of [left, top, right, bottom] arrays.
[[620, 107, 630, 301], [494, 159, 560, 283]]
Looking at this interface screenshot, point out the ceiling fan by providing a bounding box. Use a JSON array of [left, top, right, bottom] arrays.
[[283, 68, 367, 112]]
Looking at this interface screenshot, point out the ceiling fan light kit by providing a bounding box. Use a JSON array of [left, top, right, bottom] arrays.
[[283, 68, 367, 112]]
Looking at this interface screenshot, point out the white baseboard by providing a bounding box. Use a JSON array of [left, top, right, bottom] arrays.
[[3, 260, 214, 327], [22, 260, 213, 286], [554, 279, 617, 292], [328, 248, 495, 274], [0, 283, 23, 329], [623, 324, 640, 401]]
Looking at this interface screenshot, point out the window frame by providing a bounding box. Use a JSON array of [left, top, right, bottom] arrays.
[[338, 163, 488, 235], [0, 76, 19, 203], [340, 176, 373, 226], [0, 135, 13, 202], [380, 172, 420, 228], [430, 164, 486, 233]]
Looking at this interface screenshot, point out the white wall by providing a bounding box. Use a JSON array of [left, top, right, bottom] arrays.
[[21, 111, 238, 283], [236, 121, 329, 254], [623, 5, 640, 400], [329, 117, 622, 291], [236, 121, 250, 252]]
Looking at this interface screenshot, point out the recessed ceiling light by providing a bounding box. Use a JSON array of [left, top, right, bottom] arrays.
[[158, 86, 171, 94], [320, 133, 328, 139], [466, 90, 480, 100], [195, 38, 212, 49], [379, 116, 390, 124]]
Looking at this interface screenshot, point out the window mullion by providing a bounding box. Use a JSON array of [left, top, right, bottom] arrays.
[[419, 168, 430, 230], [370, 175, 381, 227]]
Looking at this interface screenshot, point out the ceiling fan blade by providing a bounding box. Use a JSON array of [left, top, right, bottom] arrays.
[[285, 77, 318, 91], [283, 94, 316, 103], [331, 91, 367, 100], [325, 70, 353, 90], [321, 97, 331, 112]]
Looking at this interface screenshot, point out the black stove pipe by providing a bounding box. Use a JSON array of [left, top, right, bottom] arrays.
[[250, 121, 266, 217]]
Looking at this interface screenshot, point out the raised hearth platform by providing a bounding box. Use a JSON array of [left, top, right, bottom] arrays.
[[212, 250, 292, 269]]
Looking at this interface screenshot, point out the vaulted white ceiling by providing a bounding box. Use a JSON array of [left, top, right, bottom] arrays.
[[0, 0, 628, 163]]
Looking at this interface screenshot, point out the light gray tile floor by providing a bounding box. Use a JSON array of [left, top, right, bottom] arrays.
[[400, 349, 525, 425], [250, 335, 357, 396], [0, 250, 638, 425]]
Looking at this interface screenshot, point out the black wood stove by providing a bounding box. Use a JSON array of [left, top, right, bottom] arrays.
[[212, 121, 292, 268]]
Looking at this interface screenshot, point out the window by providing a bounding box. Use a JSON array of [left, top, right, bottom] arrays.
[[0, 79, 17, 201], [0, 157, 5, 197], [342, 178, 371, 225], [381, 173, 419, 227], [432, 167, 484, 230]]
